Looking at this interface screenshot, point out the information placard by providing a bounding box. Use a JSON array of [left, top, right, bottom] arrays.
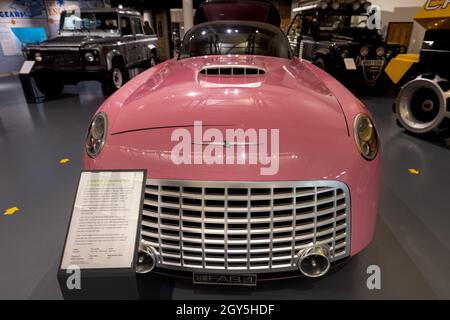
[[61, 170, 146, 271]]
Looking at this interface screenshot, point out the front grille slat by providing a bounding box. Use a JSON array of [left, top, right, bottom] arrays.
[[41, 50, 82, 67], [142, 180, 351, 274]]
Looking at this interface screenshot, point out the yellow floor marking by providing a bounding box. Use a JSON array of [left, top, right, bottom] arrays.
[[408, 169, 420, 175], [4, 207, 19, 216], [60, 158, 70, 164]]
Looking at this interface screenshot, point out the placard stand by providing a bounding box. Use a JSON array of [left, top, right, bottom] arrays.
[[19, 61, 44, 104], [58, 170, 146, 300]]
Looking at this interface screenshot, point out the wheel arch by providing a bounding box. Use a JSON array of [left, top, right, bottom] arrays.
[[106, 50, 126, 71]]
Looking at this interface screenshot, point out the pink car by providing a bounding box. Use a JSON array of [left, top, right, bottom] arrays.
[[84, 20, 380, 282]]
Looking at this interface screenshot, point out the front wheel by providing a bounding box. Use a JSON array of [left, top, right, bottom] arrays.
[[35, 75, 64, 97], [313, 57, 327, 71], [101, 64, 129, 96]]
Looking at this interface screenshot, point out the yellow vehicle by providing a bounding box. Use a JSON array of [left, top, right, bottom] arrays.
[[386, 0, 450, 135]]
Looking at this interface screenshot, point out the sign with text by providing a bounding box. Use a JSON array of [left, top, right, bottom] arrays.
[[60, 170, 145, 271]]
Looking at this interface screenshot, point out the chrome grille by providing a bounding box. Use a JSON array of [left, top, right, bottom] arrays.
[[141, 180, 351, 273]]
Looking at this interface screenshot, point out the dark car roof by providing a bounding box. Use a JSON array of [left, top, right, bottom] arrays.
[[194, 0, 281, 27]]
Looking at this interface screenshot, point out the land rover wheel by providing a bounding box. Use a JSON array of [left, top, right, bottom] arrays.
[[150, 56, 156, 67], [314, 57, 326, 71], [35, 75, 64, 97], [102, 63, 129, 95]]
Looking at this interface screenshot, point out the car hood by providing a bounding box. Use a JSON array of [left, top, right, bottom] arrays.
[[109, 55, 349, 137], [30, 34, 118, 48]]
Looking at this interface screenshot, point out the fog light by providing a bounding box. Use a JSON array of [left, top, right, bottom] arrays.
[[136, 241, 157, 274], [297, 245, 331, 278]]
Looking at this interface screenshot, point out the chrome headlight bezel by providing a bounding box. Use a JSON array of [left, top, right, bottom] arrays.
[[352, 1, 361, 10], [376, 46, 385, 57], [85, 112, 108, 158], [360, 46, 369, 57], [354, 113, 379, 161], [341, 50, 349, 59], [85, 52, 95, 62], [34, 52, 42, 62]]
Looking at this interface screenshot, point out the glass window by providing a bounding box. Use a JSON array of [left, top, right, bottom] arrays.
[[179, 22, 291, 60], [121, 17, 133, 35], [61, 11, 119, 32], [133, 18, 144, 35]]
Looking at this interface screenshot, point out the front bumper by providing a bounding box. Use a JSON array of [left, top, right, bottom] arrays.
[[147, 257, 351, 281], [140, 179, 351, 275], [32, 66, 107, 84]]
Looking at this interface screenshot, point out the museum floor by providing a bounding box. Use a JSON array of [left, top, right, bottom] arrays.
[[0, 75, 449, 300]]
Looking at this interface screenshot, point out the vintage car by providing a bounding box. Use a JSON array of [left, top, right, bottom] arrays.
[[287, 1, 404, 85], [83, 18, 380, 282], [24, 8, 159, 96], [386, 4, 450, 135]]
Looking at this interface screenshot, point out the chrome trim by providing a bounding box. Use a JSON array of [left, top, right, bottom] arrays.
[[141, 179, 351, 274]]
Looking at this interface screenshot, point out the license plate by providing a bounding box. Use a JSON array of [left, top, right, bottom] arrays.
[[193, 273, 257, 286], [361, 60, 385, 67], [344, 58, 357, 70]]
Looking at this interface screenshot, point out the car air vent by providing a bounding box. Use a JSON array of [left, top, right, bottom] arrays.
[[199, 66, 265, 76]]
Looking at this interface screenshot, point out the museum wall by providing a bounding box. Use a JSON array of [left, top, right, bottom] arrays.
[[370, 0, 426, 53]]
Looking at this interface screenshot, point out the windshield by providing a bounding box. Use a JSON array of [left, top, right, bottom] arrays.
[[61, 11, 119, 32], [178, 22, 291, 59]]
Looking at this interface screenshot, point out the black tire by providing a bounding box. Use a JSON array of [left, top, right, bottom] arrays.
[[314, 57, 326, 71], [143, 52, 159, 69], [101, 62, 129, 96], [35, 75, 64, 97]]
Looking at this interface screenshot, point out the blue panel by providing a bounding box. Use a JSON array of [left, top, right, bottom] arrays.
[[11, 27, 47, 44]]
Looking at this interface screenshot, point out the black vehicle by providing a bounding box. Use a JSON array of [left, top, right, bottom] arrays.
[[287, 0, 405, 85], [24, 8, 159, 96]]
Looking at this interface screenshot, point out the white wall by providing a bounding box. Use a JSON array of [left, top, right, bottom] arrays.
[[370, 0, 426, 53]]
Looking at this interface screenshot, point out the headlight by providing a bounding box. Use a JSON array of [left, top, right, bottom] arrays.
[[360, 46, 369, 57], [363, 1, 372, 10], [354, 114, 378, 160], [352, 1, 361, 10], [86, 112, 108, 158], [34, 52, 42, 62], [331, 1, 340, 10], [319, 0, 328, 9], [85, 52, 95, 62], [376, 46, 385, 56]]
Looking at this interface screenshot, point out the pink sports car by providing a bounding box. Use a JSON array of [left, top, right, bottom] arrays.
[[83, 20, 380, 281]]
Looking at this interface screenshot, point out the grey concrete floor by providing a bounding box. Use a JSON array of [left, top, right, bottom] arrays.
[[0, 76, 449, 300]]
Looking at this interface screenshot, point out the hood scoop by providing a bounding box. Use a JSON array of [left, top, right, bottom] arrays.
[[199, 65, 266, 76]]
